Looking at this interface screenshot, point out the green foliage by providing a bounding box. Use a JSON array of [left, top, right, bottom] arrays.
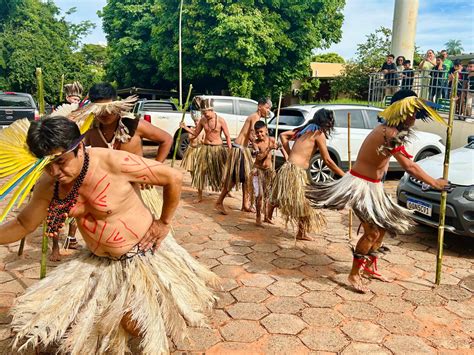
[[0, 0, 104, 104], [331, 27, 391, 100], [298, 78, 321, 101], [312, 52, 345, 63], [444, 39, 464, 55], [102, 0, 345, 98]]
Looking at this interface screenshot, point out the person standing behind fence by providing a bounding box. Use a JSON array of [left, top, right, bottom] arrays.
[[430, 56, 447, 101], [440, 50, 453, 99], [449, 60, 466, 114], [466, 60, 474, 117], [418, 49, 436, 99], [381, 54, 398, 97], [395, 56, 405, 87], [400, 60, 414, 90]]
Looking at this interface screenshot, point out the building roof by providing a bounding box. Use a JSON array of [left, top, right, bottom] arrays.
[[310, 62, 344, 78]]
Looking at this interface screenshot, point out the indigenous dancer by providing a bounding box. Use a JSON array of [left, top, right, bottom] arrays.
[[306, 90, 449, 293], [250, 120, 286, 227], [272, 108, 344, 241], [187, 97, 231, 202], [179, 104, 205, 179], [215, 97, 272, 214], [0, 117, 218, 353]]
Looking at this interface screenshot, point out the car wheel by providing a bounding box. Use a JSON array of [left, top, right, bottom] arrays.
[[308, 154, 335, 183], [176, 132, 189, 159], [415, 150, 436, 162]]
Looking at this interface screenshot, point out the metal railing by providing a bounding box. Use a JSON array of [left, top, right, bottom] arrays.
[[368, 69, 473, 120]]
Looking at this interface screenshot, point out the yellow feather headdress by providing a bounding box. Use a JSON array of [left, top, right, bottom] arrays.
[[0, 115, 94, 222], [378, 96, 448, 127]]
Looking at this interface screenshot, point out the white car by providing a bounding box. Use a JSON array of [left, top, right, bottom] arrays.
[[267, 104, 445, 183], [133, 96, 259, 158], [397, 137, 474, 237]]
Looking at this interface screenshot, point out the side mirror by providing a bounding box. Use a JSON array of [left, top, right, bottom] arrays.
[[468, 136, 474, 144]]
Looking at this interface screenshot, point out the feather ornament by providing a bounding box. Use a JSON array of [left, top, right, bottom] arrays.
[[378, 96, 448, 127]]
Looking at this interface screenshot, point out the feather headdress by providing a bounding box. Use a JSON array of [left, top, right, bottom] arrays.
[[378, 96, 447, 127], [0, 116, 93, 222], [64, 81, 83, 99]]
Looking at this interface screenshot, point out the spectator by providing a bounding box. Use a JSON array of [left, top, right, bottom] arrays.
[[395, 55, 406, 87], [381, 54, 398, 97], [418, 49, 436, 99], [400, 60, 414, 90], [430, 56, 447, 101], [440, 50, 453, 98], [466, 59, 474, 117], [449, 59, 466, 114]]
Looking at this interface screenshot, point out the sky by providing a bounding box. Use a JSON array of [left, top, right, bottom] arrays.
[[56, 0, 473, 60]]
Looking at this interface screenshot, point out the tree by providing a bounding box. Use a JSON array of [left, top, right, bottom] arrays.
[[0, 0, 102, 103], [102, 0, 345, 98], [312, 52, 345, 63], [331, 27, 391, 100], [444, 40, 464, 55]]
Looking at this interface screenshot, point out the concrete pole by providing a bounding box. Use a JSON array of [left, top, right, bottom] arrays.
[[391, 0, 419, 63]]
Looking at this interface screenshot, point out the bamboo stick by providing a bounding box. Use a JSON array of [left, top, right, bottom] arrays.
[[272, 92, 283, 170], [435, 71, 458, 285], [59, 74, 65, 104], [35, 68, 45, 115], [347, 112, 352, 241], [171, 84, 193, 167], [40, 221, 48, 279]]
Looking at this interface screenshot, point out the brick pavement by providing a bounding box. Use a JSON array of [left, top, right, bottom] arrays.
[[0, 162, 473, 354]]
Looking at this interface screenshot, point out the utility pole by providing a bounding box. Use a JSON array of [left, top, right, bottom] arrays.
[[391, 0, 419, 63], [178, 0, 184, 107]]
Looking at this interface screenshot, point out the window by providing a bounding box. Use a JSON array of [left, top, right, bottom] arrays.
[[268, 109, 306, 126], [213, 99, 234, 114], [238, 100, 257, 116], [142, 101, 176, 112], [333, 109, 365, 128], [0, 94, 33, 107], [365, 109, 382, 128]]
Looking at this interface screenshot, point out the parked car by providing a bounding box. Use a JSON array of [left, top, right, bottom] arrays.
[[397, 137, 474, 237], [0, 91, 39, 127], [267, 104, 445, 183], [132, 96, 259, 158]]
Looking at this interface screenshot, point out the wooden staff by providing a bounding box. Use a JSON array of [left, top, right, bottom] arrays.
[[272, 92, 283, 169], [59, 74, 65, 103], [435, 71, 458, 285], [171, 84, 193, 167], [35, 68, 45, 115], [347, 112, 352, 241], [40, 221, 48, 278]]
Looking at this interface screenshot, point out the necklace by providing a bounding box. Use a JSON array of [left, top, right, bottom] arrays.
[[98, 127, 117, 149], [207, 113, 218, 132], [46, 152, 90, 238]]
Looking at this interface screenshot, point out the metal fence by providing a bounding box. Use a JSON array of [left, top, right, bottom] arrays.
[[368, 69, 473, 120]]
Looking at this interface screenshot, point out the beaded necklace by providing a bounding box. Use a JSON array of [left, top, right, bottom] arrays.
[[46, 152, 90, 238]]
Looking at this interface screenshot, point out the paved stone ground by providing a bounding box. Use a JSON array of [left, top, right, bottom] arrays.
[[0, 156, 473, 354]]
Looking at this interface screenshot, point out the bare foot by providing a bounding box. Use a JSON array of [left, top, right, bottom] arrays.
[[362, 271, 394, 283], [215, 203, 228, 215], [49, 249, 61, 262], [193, 198, 203, 204], [296, 232, 315, 241], [348, 274, 370, 293], [263, 218, 274, 225], [241, 207, 256, 213], [256, 218, 264, 228]]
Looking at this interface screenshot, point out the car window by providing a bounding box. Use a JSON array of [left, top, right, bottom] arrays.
[[142, 101, 176, 112], [268, 109, 306, 126], [0, 94, 33, 107], [238, 100, 257, 116], [213, 99, 234, 114], [365, 109, 381, 128], [333, 109, 365, 128]]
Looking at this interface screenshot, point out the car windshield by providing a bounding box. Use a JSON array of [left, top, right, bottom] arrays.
[[268, 109, 306, 126], [0, 94, 33, 107]]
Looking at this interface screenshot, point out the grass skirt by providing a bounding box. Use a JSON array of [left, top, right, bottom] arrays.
[[11, 233, 219, 354], [306, 172, 413, 234], [271, 161, 326, 234], [192, 144, 228, 192], [250, 167, 275, 202], [181, 145, 201, 173], [222, 145, 253, 191]]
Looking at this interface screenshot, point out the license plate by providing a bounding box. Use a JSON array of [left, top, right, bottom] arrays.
[[407, 198, 432, 217]]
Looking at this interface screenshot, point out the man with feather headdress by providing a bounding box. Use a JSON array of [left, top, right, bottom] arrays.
[[306, 90, 450, 293], [0, 116, 218, 353]]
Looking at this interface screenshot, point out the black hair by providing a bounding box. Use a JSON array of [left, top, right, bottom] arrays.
[[453, 59, 462, 66], [88, 82, 117, 102], [387, 54, 395, 59], [468, 59, 474, 65], [403, 60, 411, 65], [396, 55, 405, 62], [257, 97, 271, 106], [254, 120, 266, 130], [27, 116, 81, 158], [294, 108, 335, 139]]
